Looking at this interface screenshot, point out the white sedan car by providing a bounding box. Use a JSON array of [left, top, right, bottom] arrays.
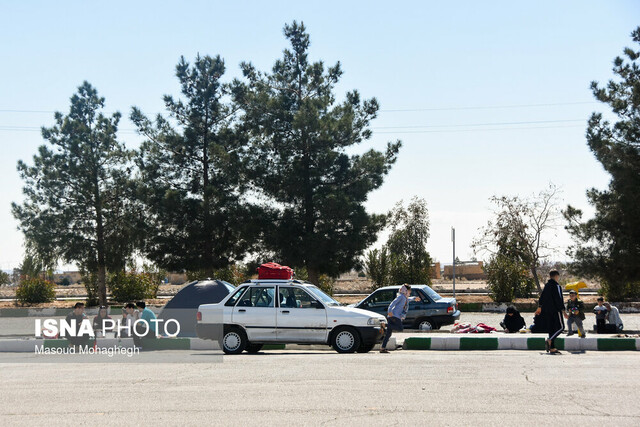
[[197, 279, 386, 354]]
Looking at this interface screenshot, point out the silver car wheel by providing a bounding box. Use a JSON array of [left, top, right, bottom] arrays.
[[335, 330, 355, 351]]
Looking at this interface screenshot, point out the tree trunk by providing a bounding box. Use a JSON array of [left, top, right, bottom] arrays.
[[531, 267, 542, 295], [96, 209, 107, 306], [307, 266, 320, 286], [97, 264, 107, 306]]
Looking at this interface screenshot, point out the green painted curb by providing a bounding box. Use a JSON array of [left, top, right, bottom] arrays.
[[597, 338, 636, 351], [403, 337, 431, 350], [43, 339, 96, 349], [0, 309, 29, 317], [458, 303, 482, 311], [527, 337, 546, 350], [460, 337, 498, 350]]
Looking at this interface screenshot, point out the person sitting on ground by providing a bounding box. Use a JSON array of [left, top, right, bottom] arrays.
[[528, 312, 545, 333], [65, 302, 91, 348], [500, 306, 526, 333], [120, 302, 139, 338], [380, 284, 421, 353], [93, 305, 112, 337], [604, 302, 623, 333], [134, 301, 158, 348], [565, 290, 586, 337], [594, 297, 608, 334]]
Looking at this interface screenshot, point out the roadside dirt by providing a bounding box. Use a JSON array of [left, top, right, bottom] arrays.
[[0, 280, 604, 308]]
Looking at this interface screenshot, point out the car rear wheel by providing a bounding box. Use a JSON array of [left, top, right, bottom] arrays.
[[331, 327, 361, 353], [245, 343, 263, 354], [222, 327, 247, 354], [415, 318, 436, 331]]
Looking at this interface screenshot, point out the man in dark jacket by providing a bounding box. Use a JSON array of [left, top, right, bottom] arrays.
[[535, 270, 565, 354]]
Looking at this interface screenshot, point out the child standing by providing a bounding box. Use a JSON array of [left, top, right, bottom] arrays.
[[594, 297, 608, 334], [565, 290, 586, 337]]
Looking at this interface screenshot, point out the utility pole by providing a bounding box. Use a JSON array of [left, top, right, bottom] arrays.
[[451, 227, 456, 299]]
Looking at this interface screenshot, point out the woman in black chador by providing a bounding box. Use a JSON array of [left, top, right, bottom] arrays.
[[535, 270, 565, 354]]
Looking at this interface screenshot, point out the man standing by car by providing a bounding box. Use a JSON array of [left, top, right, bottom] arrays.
[[535, 270, 565, 354], [380, 285, 420, 353]]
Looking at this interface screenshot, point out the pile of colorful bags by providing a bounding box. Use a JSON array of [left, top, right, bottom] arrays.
[[451, 322, 497, 334]]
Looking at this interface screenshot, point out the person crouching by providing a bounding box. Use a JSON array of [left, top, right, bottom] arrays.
[[500, 306, 526, 333]]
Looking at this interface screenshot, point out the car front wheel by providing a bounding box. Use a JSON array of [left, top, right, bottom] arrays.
[[331, 327, 361, 353]]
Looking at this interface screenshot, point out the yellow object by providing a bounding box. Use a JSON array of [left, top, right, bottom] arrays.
[[565, 281, 587, 297]]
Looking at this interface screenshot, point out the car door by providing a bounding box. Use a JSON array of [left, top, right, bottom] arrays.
[[231, 286, 277, 342], [359, 289, 396, 316], [404, 288, 431, 325], [276, 286, 328, 343]]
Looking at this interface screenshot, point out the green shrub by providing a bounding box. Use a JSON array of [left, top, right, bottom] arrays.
[[15, 277, 56, 304], [109, 271, 159, 302], [485, 254, 535, 302]]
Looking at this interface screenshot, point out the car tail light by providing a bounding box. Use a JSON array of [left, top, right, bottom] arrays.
[[196, 311, 202, 321], [447, 306, 454, 314]]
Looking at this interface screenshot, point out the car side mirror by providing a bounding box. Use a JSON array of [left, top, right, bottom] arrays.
[[311, 300, 324, 309]]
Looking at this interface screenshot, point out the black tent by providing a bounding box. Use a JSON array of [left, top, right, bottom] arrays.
[[158, 280, 234, 337]]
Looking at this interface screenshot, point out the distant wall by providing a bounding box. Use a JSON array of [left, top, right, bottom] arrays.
[[431, 263, 441, 279], [443, 261, 486, 280]]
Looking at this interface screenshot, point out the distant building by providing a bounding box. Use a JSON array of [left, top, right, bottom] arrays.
[[443, 261, 486, 280]]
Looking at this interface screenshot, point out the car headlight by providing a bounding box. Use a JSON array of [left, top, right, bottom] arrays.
[[367, 317, 382, 326]]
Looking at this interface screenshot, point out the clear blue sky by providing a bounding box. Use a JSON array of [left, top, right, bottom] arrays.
[[1, 1, 638, 271]]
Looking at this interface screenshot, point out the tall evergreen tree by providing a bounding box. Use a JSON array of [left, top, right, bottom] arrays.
[[234, 21, 401, 284], [12, 82, 136, 305], [565, 27, 640, 300], [131, 55, 256, 275]]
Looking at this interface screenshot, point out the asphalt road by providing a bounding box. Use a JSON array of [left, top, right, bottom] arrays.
[[1, 350, 639, 426]]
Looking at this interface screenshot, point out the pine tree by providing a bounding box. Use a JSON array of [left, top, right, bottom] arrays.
[[131, 55, 257, 275], [12, 82, 136, 305], [565, 27, 640, 300], [234, 21, 401, 284]]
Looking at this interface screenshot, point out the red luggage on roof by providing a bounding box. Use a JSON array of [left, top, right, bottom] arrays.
[[257, 262, 294, 280]]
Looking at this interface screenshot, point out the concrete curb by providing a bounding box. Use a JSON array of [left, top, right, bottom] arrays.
[[403, 335, 640, 351]]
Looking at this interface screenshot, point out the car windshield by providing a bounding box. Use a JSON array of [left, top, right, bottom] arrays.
[[306, 286, 340, 306], [420, 286, 442, 301]]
